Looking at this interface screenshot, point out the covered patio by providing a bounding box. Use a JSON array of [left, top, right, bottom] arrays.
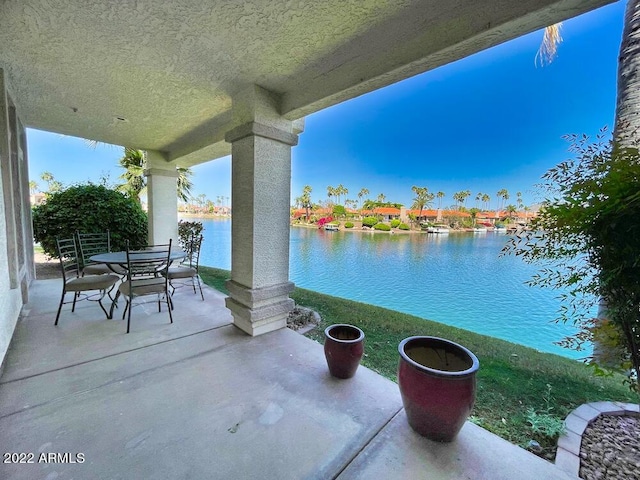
[[0, 279, 575, 479], [0, 1, 616, 477]]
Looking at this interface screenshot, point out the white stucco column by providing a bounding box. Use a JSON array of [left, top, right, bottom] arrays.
[[144, 150, 178, 245], [224, 86, 300, 336]]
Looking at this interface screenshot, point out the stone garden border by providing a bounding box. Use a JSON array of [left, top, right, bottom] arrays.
[[555, 401, 639, 477]]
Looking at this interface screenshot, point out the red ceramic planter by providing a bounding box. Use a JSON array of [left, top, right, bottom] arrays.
[[324, 324, 365, 379], [398, 336, 479, 442]]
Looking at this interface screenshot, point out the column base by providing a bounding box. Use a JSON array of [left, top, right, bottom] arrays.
[[225, 280, 295, 336]]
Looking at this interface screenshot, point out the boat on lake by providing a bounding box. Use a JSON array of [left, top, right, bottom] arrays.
[[324, 224, 339, 231], [426, 224, 450, 234]]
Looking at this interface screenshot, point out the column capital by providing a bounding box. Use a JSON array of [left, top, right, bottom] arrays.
[[225, 121, 298, 146]]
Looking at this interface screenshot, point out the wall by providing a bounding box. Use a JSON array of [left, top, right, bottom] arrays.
[[0, 69, 34, 370]]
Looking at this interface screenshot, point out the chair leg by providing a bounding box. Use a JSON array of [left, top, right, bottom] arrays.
[[97, 289, 111, 319], [126, 298, 133, 334], [122, 300, 129, 320], [195, 275, 204, 301], [166, 292, 173, 324], [71, 291, 79, 312], [109, 290, 121, 319], [55, 291, 66, 325]]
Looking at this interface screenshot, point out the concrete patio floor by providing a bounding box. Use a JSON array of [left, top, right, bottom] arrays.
[[0, 279, 577, 479]]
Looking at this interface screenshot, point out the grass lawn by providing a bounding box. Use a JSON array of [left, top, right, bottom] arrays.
[[199, 266, 637, 460]]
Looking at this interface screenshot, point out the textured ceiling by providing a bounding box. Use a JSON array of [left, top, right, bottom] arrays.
[[0, 0, 612, 167]]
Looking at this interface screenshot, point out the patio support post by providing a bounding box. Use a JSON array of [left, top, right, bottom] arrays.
[[144, 150, 178, 245], [224, 85, 299, 336]]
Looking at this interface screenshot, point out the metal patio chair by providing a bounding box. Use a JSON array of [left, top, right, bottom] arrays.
[[118, 240, 173, 334], [166, 234, 204, 302], [54, 237, 120, 325], [76, 230, 125, 276]]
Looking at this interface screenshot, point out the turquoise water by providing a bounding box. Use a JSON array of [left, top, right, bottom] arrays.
[[195, 218, 589, 359]]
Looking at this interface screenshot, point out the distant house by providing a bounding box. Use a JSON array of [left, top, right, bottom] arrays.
[[30, 192, 46, 206]]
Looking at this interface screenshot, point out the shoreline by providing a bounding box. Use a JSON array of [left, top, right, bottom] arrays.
[[180, 215, 515, 234]]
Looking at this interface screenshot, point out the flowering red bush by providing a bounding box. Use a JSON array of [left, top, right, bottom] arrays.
[[317, 216, 333, 227]]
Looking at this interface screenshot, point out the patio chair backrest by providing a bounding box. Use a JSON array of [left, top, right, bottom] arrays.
[[76, 231, 112, 268], [183, 234, 203, 270], [125, 240, 173, 280], [56, 237, 81, 282]]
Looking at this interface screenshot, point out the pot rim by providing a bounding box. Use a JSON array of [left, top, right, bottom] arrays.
[[398, 336, 479, 377], [324, 324, 365, 343]]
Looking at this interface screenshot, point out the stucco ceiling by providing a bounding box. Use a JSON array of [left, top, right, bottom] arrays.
[[0, 0, 613, 167]]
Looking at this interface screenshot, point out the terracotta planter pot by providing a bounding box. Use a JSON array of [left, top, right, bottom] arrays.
[[398, 336, 479, 442], [324, 324, 365, 379]]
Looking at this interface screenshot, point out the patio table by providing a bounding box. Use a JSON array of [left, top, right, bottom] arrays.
[[89, 248, 186, 270], [90, 249, 187, 317]]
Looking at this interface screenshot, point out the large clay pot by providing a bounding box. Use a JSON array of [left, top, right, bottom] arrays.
[[398, 336, 479, 442], [324, 324, 365, 379]]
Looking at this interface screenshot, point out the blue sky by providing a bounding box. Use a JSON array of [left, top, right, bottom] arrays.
[[27, 2, 624, 210]]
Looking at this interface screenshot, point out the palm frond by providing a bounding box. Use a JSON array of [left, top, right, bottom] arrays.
[[536, 23, 563, 67]]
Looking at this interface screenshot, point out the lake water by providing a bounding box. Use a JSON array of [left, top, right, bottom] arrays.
[[194, 218, 589, 359]]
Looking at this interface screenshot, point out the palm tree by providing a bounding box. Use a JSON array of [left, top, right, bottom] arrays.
[[462, 190, 471, 208], [326, 185, 335, 205], [29, 180, 39, 195], [615, 1, 640, 145], [452, 191, 465, 210], [300, 185, 313, 221], [117, 149, 146, 204], [357, 188, 369, 210], [411, 186, 433, 224], [481, 193, 491, 211], [436, 191, 445, 210], [117, 148, 193, 204], [496, 189, 509, 211], [335, 184, 348, 205], [475, 192, 483, 209], [376, 193, 386, 204], [40, 171, 62, 193], [516, 191, 523, 211]]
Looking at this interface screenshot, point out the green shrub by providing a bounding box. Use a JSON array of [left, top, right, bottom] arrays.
[[390, 219, 401, 228], [344, 222, 354, 228], [362, 216, 379, 228], [399, 223, 410, 230], [329, 220, 340, 226], [373, 223, 391, 231], [178, 220, 204, 248], [32, 184, 148, 257]]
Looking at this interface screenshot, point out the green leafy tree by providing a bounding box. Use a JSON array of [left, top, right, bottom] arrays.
[[504, 132, 640, 390], [32, 184, 148, 257]]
